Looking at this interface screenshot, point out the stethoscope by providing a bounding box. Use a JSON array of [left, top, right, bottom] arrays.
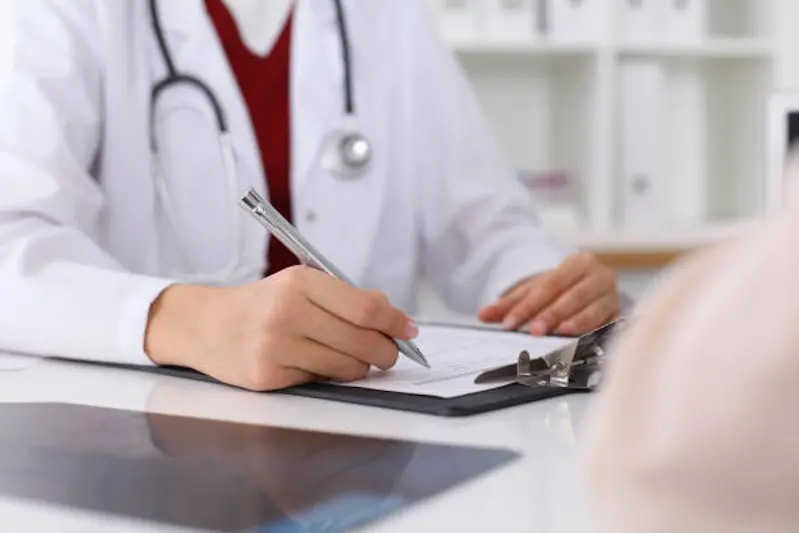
[[148, 0, 371, 283]]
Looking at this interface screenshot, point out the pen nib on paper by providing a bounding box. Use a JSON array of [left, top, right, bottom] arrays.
[[409, 344, 431, 369]]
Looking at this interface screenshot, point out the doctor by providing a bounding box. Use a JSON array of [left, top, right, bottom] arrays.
[[0, 0, 619, 391]]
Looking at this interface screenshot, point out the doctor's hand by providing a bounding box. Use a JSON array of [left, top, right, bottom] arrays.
[[144, 266, 417, 391], [478, 253, 620, 337]]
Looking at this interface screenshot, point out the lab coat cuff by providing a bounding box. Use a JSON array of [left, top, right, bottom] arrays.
[[116, 278, 177, 367]]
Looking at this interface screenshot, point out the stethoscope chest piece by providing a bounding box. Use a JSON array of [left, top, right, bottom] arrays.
[[320, 128, 372, 180]]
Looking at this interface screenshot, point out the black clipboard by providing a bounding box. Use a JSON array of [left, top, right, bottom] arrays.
[[103, 363, 585, 417], [66, 322, 615, 417]]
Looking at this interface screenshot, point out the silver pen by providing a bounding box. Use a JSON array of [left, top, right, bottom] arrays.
[[238, 188, 430, 369]]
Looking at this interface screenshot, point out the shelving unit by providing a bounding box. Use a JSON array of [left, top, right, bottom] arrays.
[[618, 38, 774, 58], [426, 0, 799, 266], [451, 41, 599, 56]]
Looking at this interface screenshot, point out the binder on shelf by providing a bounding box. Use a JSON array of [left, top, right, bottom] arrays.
[[426, 0, 480, 44], [664, 62, 707, 226], [618, 60, 667, 228], [546, 0, 606, 43], [660, 0, 707, 43], [619, 0, 659, 44], [481, 0, 539, 43]]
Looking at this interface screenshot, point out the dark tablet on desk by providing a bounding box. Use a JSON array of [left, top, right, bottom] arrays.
[[0, 403, 519, 532]]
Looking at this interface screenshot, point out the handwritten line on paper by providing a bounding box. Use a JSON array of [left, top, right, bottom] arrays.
[[335, 325, 574, 399], [413, 370, 484, 386]]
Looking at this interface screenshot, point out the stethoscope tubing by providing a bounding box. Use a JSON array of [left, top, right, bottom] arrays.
[[146, 0, 364, 283], [149, 0, 353, 129]]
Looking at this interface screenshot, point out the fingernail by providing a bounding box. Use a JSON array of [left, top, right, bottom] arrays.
[[404, 320, 419, 339], [503, 315, 521, 330], [560, 321, 576, 335], [530, 320, 548, 336]]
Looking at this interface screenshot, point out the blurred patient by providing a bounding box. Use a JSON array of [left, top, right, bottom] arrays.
[[582, 161, 799, 533]]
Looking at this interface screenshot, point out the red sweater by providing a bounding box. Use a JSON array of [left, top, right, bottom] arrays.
[[205, 0, 298, 276]]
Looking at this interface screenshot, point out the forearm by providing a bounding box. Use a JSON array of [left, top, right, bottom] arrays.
[[144, 284, 221, 368]]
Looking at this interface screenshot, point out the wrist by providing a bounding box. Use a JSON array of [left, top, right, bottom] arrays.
[[144, 284, 219, 367]]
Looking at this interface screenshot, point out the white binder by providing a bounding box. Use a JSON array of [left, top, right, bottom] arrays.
[[661, 0, 707, 43], [663, 62, 707, 226], [483, 0, 539, 42], [618, 60, 667, 228], [547, 0, 606, 43], [426, 0, 480, 43], [619, 0, 659, 44]]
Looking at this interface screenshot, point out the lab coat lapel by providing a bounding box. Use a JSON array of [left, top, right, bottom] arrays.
[[291, 0, 389, 284], [155, 0, 266, 199], [290, 0, 339, 195]]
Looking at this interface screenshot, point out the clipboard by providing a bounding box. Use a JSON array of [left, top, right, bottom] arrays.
[[92, 321, 623, 418]]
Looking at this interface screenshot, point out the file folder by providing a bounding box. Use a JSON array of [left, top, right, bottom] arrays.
[[426, 0, 479, 43], [618, 59, 667, 228], [483, 0, 538, 42], [661, 0, 706, 43], [619, 0, 659, 44], [547, 0, 606, 43]]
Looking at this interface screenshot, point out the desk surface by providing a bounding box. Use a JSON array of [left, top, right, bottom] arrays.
[[0, 356, 596, 533]]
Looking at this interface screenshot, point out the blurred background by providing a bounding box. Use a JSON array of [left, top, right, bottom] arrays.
[[418, 0, 799, 319], [2, 1, 797, 319]]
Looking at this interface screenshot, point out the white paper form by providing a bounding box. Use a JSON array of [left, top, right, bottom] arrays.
[[0, 352, 40, 371], [336, 325, 574, 398]]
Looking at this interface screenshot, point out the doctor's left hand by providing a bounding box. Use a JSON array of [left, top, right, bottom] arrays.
[[478, 252, 620, 336]]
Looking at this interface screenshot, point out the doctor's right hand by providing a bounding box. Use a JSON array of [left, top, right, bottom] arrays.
[[143, 266, 417, 391]]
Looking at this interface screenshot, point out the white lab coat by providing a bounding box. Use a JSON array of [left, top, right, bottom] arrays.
[[0, 0, 571, 366]]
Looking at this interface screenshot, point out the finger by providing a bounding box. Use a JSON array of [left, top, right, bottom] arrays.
[[300, 269, 416, 340], [555, 293, 620, 336], [478, 280, 533, 323], [504, 255, 594, 330], [297, 301, 399, 371], [530, 271, 611, 335], [282, 336, 371, 383]]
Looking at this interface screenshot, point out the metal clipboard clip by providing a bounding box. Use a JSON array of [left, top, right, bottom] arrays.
[[474, 319, 625, 391]]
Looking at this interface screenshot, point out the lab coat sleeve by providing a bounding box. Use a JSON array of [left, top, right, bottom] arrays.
[[0, 1, 174, 365], [403, 1, 574, 313]]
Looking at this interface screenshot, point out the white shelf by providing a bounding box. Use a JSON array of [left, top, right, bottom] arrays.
[[552, 220, 757, 253], [618, 38, 775, 58], [449, 38, 773, 59], [431, 0, 799, 254], [451, 40, 599, 56]]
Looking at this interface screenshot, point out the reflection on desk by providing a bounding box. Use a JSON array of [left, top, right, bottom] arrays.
[[0, 403, 519, 532]]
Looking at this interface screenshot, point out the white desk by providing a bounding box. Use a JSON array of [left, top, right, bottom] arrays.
[[0, 356, 596, 533]]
